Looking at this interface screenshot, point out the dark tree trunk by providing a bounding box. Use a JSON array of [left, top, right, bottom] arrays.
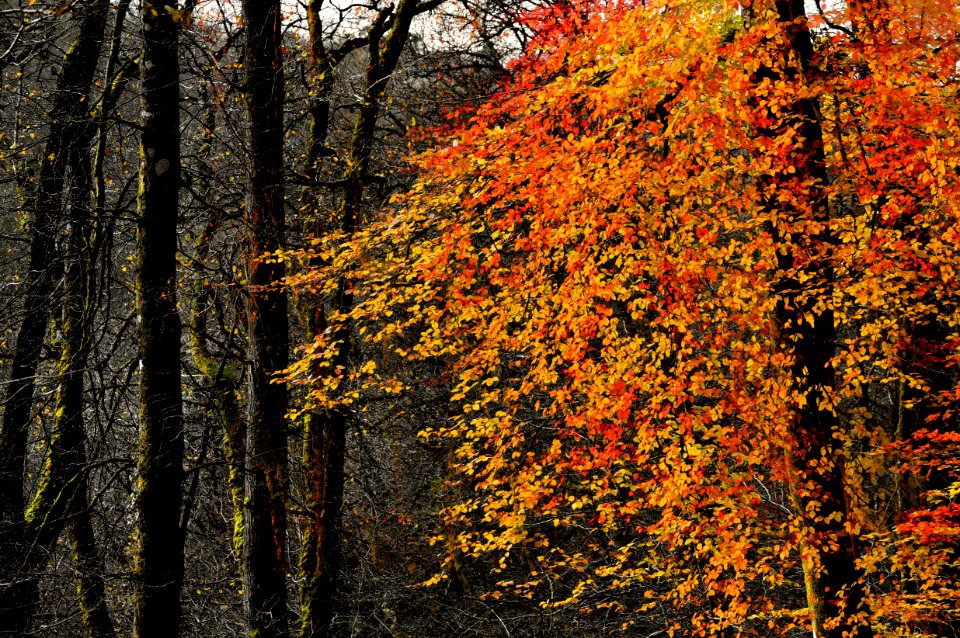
[[240, 0, 289, 632], [69, 509, 116, 638], [298, 3, 434, 635], [297, 398, 344, 638], [0, 1, 109, 632], [0, 142, 111, 638], [752, 2, 871, 636], [295, 8, 344, 637], [62, 148, 115, 638], [70, 15, 132, 632], [132, 0, 185, 633], [8, 164, 96, 635], [188, 84, 247, 565]]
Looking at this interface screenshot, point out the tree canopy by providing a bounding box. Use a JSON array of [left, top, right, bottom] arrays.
[[2, 0, 958, 634], [286, 0, 960, 634]]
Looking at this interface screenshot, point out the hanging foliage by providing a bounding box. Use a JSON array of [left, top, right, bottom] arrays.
[[285, 0, 960, 634]]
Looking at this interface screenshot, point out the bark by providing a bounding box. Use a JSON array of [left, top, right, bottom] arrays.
[[240, 0, 289, 632], [132, 0, 186, 633], [298, 3, 435, 635], [753, 2, 871, 636], [63, 150, 115, 638], [295, 10, 356, 638], [0, 1, 109, 633], [189, 106, 246, 561], [69, 512, 116, 638]]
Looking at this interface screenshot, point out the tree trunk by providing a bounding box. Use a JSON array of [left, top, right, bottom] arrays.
[[67, 14, 132, 634], [0, 1, 108, 632], [753, 2, 871, 636], [190, 226, 246, 563], [69, 510, 116, 638], [295, 8, 342, 637], [189, 85, 247, 564], [240, 0, 289, 632], [63, 148, 115, 638], [298, 3, 432, 635], [0, 143, 111, 637], [132, 0, 186, 633]]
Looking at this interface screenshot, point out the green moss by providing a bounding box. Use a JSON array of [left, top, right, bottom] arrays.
[[228, 448, 245, 560]]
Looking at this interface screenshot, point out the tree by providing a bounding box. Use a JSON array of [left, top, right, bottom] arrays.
[[240, 0, 289, 630], [0, 0, 111, 632], [747, 1, 869, 635], [292, 2, 455, 635], [55, 116, 116, 638], [287, 0, 960, 634], [132, 0, 186, 631], [293, 9, 366, 636]]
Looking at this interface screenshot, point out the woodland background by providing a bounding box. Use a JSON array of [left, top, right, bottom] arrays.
[[0, 0, 958, 637]]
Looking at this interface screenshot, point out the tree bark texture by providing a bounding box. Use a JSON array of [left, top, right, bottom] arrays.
[[0, 1, 108, 633], [755, 2, 871, 636], [241, 0, 289, 632], [132, 0, 186, 634], [298, 3, 429, 635]]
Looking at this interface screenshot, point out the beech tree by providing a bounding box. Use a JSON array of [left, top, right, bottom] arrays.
[[240, 0, 289, 631], [287, 0, 960, 634], [133, 0, 186, 631], [0, 0, 111, 632]]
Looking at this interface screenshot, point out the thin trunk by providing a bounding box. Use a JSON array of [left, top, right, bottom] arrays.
[[66, 15, 133, 634], [64, 400, 115, 638], [0, 1, 108, 632], [240, 0, 289, 632], [301, 0, 333, 198], [69, 512, 116, 638], [189, 97, 246, 561], [132, 0, 185, 633], [63, 149, 115, 638], [297, 394, 344, 638], [93, 0, 133, 222], [298, 3, 432, 635], [753, 2, 871, 636], [295, 6, 343, 636], [190, 238, 245, 564], [70, 499, 114, 638], [3, 146, 106, 636]]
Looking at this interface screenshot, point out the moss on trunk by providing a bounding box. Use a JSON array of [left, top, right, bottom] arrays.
[[132, 0, 186, 634]]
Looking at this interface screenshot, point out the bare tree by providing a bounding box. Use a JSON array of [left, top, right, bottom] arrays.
[[132, 0, 186, 631]]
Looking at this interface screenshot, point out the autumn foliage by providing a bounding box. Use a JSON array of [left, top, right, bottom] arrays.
[[285, 0, 960, 634]]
